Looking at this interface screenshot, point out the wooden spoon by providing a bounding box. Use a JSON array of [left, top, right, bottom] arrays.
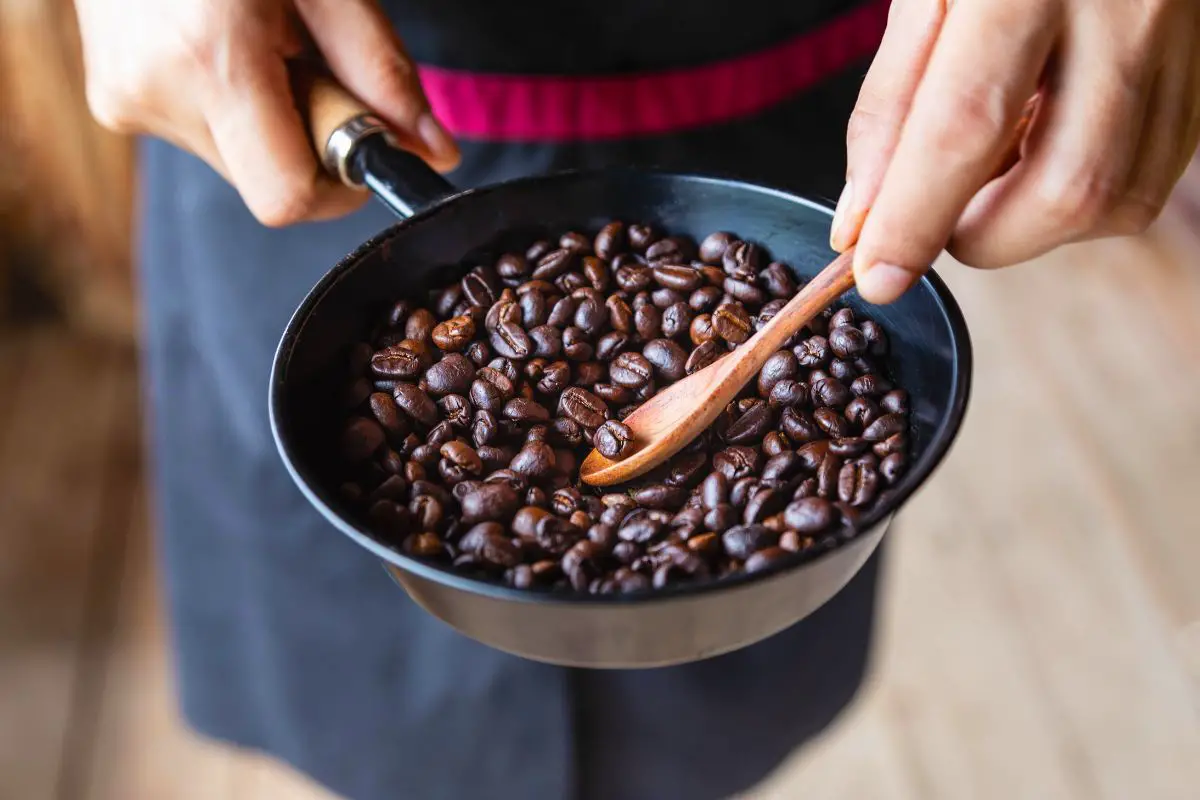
[[580, 248, 856, 487]]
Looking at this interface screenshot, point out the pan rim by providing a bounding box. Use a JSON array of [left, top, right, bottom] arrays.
[[268, 166, 974, 606]]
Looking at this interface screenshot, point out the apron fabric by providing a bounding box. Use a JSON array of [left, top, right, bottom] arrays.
[[137, 3, 888, 798]]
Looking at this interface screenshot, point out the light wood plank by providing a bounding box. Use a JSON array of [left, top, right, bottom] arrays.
[[0, 328, 123, 800]]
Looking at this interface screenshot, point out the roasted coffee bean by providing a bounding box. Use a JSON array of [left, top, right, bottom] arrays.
[[829, 359, 856, 382], [863, 413, 907, 442], [609, 352, 653, 388], [880, 452, 908, 485], [631, 484, 686, 510], [371, 340, 428, 379], [761, 452, 801, 482], [874, 431, 909, 458], [850, 373, 891, 398], [795, 336, 830, 367], [660, 302, 693, 340], [460, 482, 519, 524], [490, 321, 534, 360], [461, 272, 498, 308], [558, 386, 608, 428], [781, 407, 822, 443], [689, 314, 718, 346], [439, 394, 472, 427], [642, 339, 688, 381], [712, 303, 752, 344], [526, 325, 563, 359], [712, 446, 761, 480], [627, 224, 657, 252], [486, 299, 520, 332], [391, 384, 438, 426], [724, 403, 775, 445], [652, 264, 703, 292], [838, 460, 880, 507], [796, 440, 831, 471], [880, 389, 910, 415], [562, 327, 593, 361], [432, 316, 476, 352], [595, 331, 630, 362], [646, 236, 694, 264], [814, 407, 852, 438], [560, 231, 591, 253], [509, 441, 556, 479], [537, 360, 571, 394], [744, 546, 787, 573], [615, 264, 653, 292], [684, 340, 721, 375], [811, 377, 851, 408], [633, 303, 662, 339], [829, 437, 869, 457], [722, 240, 763, 275], [579, 256, 609, 291], [404, 308, 436, 344], [769, 379, 808, 408], [594, 221, 626, 259], [762, 431, 791, 458], [845, 396, 881, 428], [784, 497, 835, 533], [423, 353, 476, 396], [368, 392, 407, 439], [757, 350, 799, 396], [605, 295, 633, 333], [743, 487, 786, 524], [761, 262, 797, 298], [573, 295, 605, 333], [594, 419, 633, 460], [723, 277, 765, 305], [503, 398, 550, 424], [459, 522, 521, 568], [495, 253, 529, 281], [722, 524, 777, 560], [531, 249, 574, 281], [817, 453, 841, 498], [340, 417, 385, 462]]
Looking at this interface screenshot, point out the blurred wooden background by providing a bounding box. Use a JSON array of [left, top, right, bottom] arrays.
[[0, 0, 137, 341]]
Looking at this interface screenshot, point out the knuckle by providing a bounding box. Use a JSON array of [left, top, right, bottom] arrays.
[[920, 83, 1010, 160], [251, 178, 321, 228], [1034, 167, 1123, 235], [846, 103, 888, 149]]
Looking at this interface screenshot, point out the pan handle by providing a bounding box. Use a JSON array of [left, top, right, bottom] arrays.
[[296, 71, 457, 219]]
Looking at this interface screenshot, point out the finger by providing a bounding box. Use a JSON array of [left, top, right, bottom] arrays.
[[206, 45, 369, 227], [852, 0, 1060, 303], [832, 0, 947, 252], [297, 0, 461, 173], [949, 10, 1160, 267], [1103, 9, 1200, 236]]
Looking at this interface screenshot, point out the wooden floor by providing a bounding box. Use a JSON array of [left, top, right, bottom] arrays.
[[3, 201, 1200, 799]]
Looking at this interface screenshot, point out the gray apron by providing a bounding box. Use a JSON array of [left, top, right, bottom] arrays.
[[137, 3, 887, 797]]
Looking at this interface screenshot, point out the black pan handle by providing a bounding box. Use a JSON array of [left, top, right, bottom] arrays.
[[297, 72, 456, 219]]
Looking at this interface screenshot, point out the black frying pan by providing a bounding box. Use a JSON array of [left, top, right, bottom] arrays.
[[269, 77, 973, 668]]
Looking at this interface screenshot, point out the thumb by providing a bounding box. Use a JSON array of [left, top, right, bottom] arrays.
[[296, 0, 461, 173]]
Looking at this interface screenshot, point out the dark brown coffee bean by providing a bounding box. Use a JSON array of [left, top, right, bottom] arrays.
[[485, 299, 520, 332], [880, 452, 908, 485], [423, 353, 476, 397], [811, 377, 851, 408], [496, 253, 530, 282], [845, 396, 881, 428], [519, 324, 559, 359], [595, 331, 630, 362], [610, 352, 653, 388], [873, 431, 909, 458], [863, 412, 907, 442], [469, 379, 505, 413], [689, 314, 718, 346], [814, 407, 852, 438], [371, 340, 428, 379], [544, 296, 576, 328], [615, 264, 653, 292], [645, 236, 694, 264], [594, 420, 634, 460], [784, 497, 835, 533], [460, 482, 519, 524], [744, 546, 787, 574], [722, 276, 765, 305], [829, 359, 856, 382], [509, 441, 556, 479], [458, 522, 520, 568], [761, 431, 790, 458], [838, 460, 880, 507], [712, 446, 761, 480], [712, 304, 752, 344], [440, 440, 483, 475], [503, 398, 550, 425], [559, 231, 591, 253], [827, 308, 854, 330], [458, 273, 495, 309], [829, 325, 868, 360], [781, 407, 821, 444], [761, 452, 801, 482], [850, 373, 891, 398], [767, 379, 806, 409], [858, 318, 888, 355], [743, 487, 786, 524], [580, 256, 610, 291], [757, 350, 799, 397], [684, 340, 722, 375], [340, 417, 385, 462], [562, 327, 593, 361], [431, 316, 475, 352], [615, 509, 662, 544], [594, 221, 626, 259], [490, 321, 533, 360], [558, 386, 608, 428], [652, 264, 704, 292], [627, 224, 657, 252], [573, 296, 604, 334], [761, 263, 797, 298], [724, 403, 775, 445], [796, 440, 831, 471], [722, 240, 763, 275], [880, 389, 910, 415], [642, 339, 688, 381], [721, 524, 776, 560], [829, 437, 869, 457], [438, 394, 472, 427], [728, 477, 759, 509], [634, 304, 661, 339], [535, 360, 571, 395], [703, 471, 730, 511], [590, 383, 630, 405], [368, 392, 408, 439], [659, 302, 693, 340], [392, 383, 438, 426], [817, 453, 841, 498], [404, 308, 436, 344], [795, 336, 830, 367], [531, 248, 574, 281], [602, 296, 632, 334]]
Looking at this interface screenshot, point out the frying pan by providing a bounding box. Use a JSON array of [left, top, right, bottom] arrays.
[[269, 76, 973, 668]]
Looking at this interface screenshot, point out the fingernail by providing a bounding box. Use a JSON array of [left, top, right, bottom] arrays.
[[417, 113, 460, 167], [830, 180, 853, 251], [856, 261, 915, 304]]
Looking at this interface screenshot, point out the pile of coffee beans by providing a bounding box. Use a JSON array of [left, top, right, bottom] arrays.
[[333, 222, 913, 594]]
